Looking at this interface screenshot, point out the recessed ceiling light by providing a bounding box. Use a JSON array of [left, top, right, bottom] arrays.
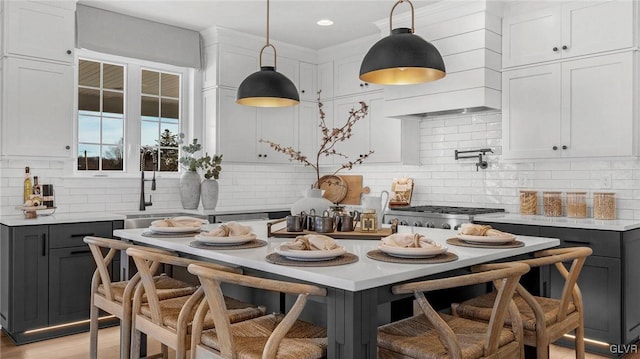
[[317, 19, 334, 26]]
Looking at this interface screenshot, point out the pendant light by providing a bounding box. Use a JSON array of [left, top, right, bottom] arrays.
[[236, 0, 299, 107], [359, 0, 446, 85]]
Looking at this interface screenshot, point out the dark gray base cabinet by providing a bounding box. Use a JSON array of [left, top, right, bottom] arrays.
[[0, 220, 123, 344], [476, 221, 640, 358]]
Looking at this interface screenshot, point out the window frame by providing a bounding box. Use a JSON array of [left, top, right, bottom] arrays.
[[73, 49, 193, 178]]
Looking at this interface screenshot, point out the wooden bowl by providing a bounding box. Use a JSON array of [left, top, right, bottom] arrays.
[[316, 175, 348, 204]]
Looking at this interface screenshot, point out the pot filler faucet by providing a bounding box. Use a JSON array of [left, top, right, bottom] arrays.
[[140, 149, 157, 210]]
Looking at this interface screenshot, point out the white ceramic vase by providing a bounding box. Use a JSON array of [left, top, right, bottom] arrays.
[[290, 188, 332, 215], [200, 179, 219, 210], [179, 170, 201, 209]]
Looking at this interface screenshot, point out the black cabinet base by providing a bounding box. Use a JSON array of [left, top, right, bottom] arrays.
[[3, 317, 118, 345]]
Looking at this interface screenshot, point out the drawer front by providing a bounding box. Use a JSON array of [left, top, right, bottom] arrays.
[[539, 227, 621, 258], [49, 222, 113, 249]]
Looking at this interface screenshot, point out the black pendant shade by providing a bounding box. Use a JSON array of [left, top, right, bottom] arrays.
[[360, 27, 445, 85], [237, 66, 300, 107]]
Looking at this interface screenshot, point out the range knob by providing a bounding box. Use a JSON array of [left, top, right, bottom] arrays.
[[441, 223, 451, 230], [399, 220, 409, 226], [413, 221, 423, 227], [426, 222, 435, 228], [453, 224, 462, 231]]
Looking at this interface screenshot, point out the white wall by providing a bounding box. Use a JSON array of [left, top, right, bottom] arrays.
[[2, 110, 639, 220]]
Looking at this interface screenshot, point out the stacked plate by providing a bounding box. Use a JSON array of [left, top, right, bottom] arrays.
[[378, 243, 447, 258], [456, 233, 516, 245], [194, 233, 257, 246], [148, 225, 203, 234], [274, 246, 347, 261]]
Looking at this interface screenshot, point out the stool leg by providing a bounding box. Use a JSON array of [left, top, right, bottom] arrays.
[[575, 319, 586, 359], [89, 300, 99, 359], [130, 328, 141, 359]]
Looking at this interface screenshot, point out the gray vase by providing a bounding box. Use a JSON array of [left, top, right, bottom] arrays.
[[200, 179, 219, 210], [179, 171, 201, 209]]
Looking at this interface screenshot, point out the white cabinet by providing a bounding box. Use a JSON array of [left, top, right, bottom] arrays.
[[1, 57, 73, 158], [217, 46, 258, 88], [317, 61, 334, 99], [298, 62, 317, 101], [502, 52, 634, 159], [4, 1, 75, 63], [503, 1, 634, 68], [216, 88, 296, 163], [333, 54, 380, 97]]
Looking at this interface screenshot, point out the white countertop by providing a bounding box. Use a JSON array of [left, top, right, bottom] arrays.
[[113, 221, 559, 292], [474, 212, 640, 231]]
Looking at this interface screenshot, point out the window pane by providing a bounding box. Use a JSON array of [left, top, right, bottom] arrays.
[[79, 60, 100, 87], [161, 99, 179, 120], [103, 64, 124, 90], [78, 115, 100, 143], [141, 96, 159, 117], [103, 91, 124, 117], [161, 73, 179, 97], [102, 145, 124, 171], [158, 128, 179, 147], [159, 148, 179, 171], [141, 120, 158, 146], [142, 70, 159, 95], [78, 144, 100, 170], [102, 118, 124, 145], [78, 88, 100, 112]]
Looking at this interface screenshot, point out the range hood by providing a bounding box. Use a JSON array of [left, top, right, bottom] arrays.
[[377, 1, 503, 118]]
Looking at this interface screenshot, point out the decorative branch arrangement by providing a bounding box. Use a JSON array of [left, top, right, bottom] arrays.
[[260, 91, 374, 187]]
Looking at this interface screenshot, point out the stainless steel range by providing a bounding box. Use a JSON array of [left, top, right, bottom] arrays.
[[384, 205, 505, 230]]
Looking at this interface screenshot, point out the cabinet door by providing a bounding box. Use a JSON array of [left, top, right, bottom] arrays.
[[562, 1, 634, 59], [2, 57, 73, 158], [48, 247, 96, 325], [502, 64, 562, 159], [333, 97, 371, 162], [298, 101, 320, 165], [5, 1, 75, 63], [217, 88, 257, 162], [299, 62, 317, 101], [561, 53, 634, 157], [317, 61, 334, 99], [257, 106, 297, 164], [367, 96, 402, 163], [218, 45, 258, 88], [502, 6, 561, 68], [334, 54, 380, 97], [549, 256, 621, 344], [10, 226, 49, 332]]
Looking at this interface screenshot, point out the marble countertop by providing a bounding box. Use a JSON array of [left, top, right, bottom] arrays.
[[474, 212, 640, 231]]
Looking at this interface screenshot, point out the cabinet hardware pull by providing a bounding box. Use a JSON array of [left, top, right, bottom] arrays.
[[552, 146, 558, 150], [564, 239, 590, 244], [66, 49, 72, 55], [562, 145, 567, 150], [360, 83, 364, 87], [42, 233, 47, 257], [562, 45, 568, 50], [70, 250, 92, 255], [301, 90, 305, 93], [263, 154, 267, 158], [258, 154, 262, 158], [70, 233, 95, 238], [65, 145, 71, 150], [553, 47, 559, 52]]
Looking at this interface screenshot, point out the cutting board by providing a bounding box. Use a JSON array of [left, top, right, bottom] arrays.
[[339, 175, 370, 205]]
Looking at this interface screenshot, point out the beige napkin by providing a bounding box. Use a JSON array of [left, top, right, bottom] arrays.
[[381, 233, 440, 248], [458, 223, 511, 238], [151, 216, 206, 228], [200, 222, 253, 237], [280, 234, 339, 251]]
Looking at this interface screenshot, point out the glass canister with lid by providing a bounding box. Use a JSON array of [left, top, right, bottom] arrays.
[[543, 191, 563, 217], [519, 190, 538, 215], [593, 192, 616, 220], [566, 192, 587, 218]]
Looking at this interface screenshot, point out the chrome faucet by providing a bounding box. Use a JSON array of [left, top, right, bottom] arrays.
[[140, 149, 157, 211]]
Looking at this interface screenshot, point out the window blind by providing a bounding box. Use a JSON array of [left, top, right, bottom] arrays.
[[76, 4, 202, 69]]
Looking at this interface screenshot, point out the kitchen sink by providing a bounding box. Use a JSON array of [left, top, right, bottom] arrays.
[[123, 212, 208, 229]]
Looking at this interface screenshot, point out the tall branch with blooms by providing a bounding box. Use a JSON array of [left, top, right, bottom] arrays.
[[260, 91, 374, 187]]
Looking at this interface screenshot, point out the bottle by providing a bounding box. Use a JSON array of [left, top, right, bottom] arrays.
[[23, 167, 32, 203], [32, 176, 39, 195]]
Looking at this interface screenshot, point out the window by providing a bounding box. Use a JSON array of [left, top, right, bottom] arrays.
[[76, 51, 189, 175]]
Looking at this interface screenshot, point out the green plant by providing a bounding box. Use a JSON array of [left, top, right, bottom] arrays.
[[178, 134, 223, 179]]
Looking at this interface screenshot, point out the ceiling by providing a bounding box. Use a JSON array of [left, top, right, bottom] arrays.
[[77, 0, 439, 50]]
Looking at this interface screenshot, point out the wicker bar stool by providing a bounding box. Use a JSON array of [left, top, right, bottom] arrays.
[[377, 262, 530, 359], [187, 262, 328, 359], [126, 247, 266, 359], [84, 236, 198, 359], [452, 247, 593, 359]]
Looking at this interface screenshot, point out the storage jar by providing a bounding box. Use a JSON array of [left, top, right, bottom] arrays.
[[519, 190, 538, 215], [593, 192, 616, 220], [543, 192, 563, 217], [566, 192, 587, 218]]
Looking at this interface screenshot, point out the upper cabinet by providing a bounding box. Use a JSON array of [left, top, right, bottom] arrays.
[[298, 61, 317, 101], [503, 1, 635, 68], [3, 1, 75, 63], [333, 54, 381, 98], [317, 61, 334, 99]]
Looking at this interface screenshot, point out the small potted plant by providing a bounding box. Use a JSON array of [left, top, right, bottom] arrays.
[[178, 134, 223, 209]]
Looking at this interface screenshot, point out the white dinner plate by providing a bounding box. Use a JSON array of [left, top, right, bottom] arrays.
[[149, 225, 202, 234], [378, 243, 448, 258], [194, 233, 256, 245], [456, 233, 516, 244], [274, 246, 347, 261]]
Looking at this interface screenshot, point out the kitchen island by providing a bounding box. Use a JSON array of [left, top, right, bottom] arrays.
[[114, 221, 559, 359]]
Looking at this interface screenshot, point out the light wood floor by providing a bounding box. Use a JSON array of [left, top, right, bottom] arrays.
[[0, 326, 637, 359]]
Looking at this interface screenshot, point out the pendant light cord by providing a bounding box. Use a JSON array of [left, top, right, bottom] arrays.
[[259, 0, 277, 68], [389, 0, 415, 34]]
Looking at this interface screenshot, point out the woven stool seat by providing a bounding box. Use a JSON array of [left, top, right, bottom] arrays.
[[97, 275, 196, 303], [200, 313, 327, 359]]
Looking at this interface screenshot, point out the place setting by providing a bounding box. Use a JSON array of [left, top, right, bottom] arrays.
[[367, 233, 458, 264], [190, 222, 267, 249], [446, 223, 524, 249], [142, 216, 208, 238], [266, 234, 358, 267]]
